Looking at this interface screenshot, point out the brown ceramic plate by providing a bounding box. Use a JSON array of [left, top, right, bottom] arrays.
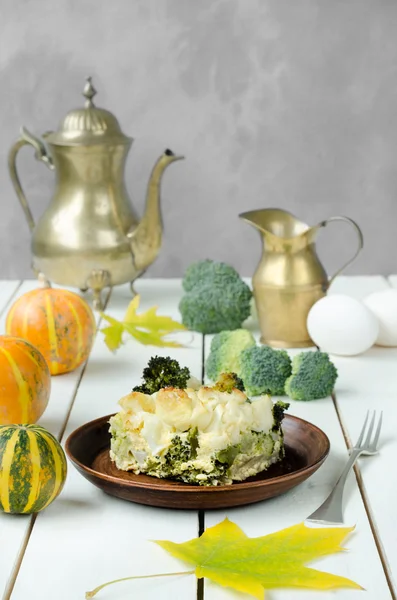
[[65, 414, 330, 510]]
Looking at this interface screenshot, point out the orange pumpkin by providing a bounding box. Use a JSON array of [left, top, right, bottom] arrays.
[[0, 336, 51, 424], [6, 287, 96, 376]]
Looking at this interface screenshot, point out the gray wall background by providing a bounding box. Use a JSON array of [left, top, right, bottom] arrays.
[[1, 0, 397, 280]]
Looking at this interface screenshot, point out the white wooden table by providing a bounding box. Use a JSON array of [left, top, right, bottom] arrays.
[[0, 276, 396, 600]]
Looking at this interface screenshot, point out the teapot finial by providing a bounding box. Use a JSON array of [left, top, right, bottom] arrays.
[[83, 76, 97, 108]]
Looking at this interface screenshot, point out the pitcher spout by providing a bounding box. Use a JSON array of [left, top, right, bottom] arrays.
[[239, 208, 310, 240], [127, 149, 184, 273]]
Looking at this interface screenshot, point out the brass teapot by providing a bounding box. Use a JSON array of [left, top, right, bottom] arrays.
[[240, 208, 363, 348], [8, 77, 184, 309]]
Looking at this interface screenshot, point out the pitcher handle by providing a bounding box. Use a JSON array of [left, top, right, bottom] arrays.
[[8, 127, 55, 232], [320, 216, 364, 287]]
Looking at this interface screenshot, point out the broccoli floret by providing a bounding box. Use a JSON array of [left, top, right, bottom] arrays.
[[163, 435, 191, 465], [213, 372, 245, 393], [239, 345, 292, 397], [205, 329, 256, 381], [182, 259, 241, 292], [215, 443, 242, 465], [132, 356, 191, 394], [272, 400, 290, 431], [179, 280, 252, 334], [285, 351, 338, 401], [179, 260, 252, 334]]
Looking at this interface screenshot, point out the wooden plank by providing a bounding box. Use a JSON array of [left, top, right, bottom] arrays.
[[203, 275, 392, 599], [329, 275, 397, 596], [0, 281, 109, 598], [9, 281, 200, 600]]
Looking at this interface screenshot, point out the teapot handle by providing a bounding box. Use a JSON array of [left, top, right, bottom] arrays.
[[8, 127, 55, 232], [319, 216, 364, 288]]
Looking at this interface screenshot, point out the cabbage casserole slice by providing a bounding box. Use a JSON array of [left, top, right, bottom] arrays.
[[109, 378, 288, 486]]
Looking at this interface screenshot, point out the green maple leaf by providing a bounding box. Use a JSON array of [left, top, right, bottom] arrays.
[[86, 518, 362, 599], [99, 294, 187, 352], [155, 518, 362, 598]]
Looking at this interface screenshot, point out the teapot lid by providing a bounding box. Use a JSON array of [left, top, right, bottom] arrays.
[[45, 77, 132, 146]]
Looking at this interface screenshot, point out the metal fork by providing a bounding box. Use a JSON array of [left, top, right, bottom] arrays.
[[305, 410, 382, 525]]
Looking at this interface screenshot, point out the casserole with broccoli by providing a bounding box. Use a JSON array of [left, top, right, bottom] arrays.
[[109, 357, 289, 486]]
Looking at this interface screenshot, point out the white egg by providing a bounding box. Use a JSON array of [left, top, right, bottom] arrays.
[[363, 289, 397, 346], [307, 294, 379, 356]]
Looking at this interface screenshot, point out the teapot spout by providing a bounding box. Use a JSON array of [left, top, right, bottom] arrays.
[[127, 149, 184, 273]]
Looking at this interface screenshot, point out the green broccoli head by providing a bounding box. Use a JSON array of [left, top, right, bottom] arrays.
[[179, 280, 252, 334], [133, 356, 191, 395], [272, 400, 290, 431], [182, 259, 241, 292], [284, 351, 338, 401], [212, 372, 245, 393], [205, 329, 256, 381], [239, 345, 292, 397]]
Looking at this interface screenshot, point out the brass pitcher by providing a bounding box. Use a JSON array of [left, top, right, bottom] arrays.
[[8, 77, 184, 310], [240, 208, 363, 348]]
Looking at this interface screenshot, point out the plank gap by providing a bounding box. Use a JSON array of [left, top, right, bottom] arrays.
[[197, 576, 204, 600], [198, 511, 205, 537], [332, 392, 397, 600], [0, 281, 22, 320], [2, 514, 37, 600], [197, 510, 205, 600]]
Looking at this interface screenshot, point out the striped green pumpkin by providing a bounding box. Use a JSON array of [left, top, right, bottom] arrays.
[[0, 424, 67, 514]]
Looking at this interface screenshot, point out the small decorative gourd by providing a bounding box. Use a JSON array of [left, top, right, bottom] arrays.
[[0, 424, 67, 514], [6, 281, 96, 375], [0, 336, 51, 425]]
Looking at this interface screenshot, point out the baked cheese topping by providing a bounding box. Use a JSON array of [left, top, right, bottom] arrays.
[[109, 383, 285, 486]]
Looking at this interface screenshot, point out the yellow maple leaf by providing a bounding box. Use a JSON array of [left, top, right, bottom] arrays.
[[85, 518, 362, 599], [155, 518, 363, 599], [99, 294, 187, 352]]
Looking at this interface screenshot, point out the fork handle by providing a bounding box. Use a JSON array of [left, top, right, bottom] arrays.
[[306, 449, 362, 524]]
